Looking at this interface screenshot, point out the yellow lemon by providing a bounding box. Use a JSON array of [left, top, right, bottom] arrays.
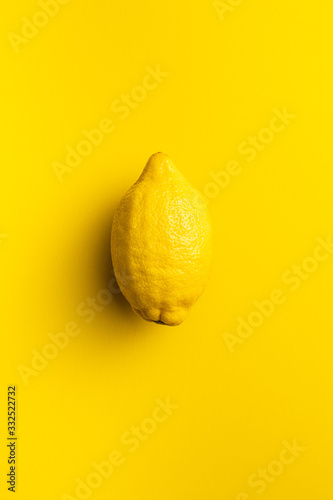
[[111, 153, 212, 326]]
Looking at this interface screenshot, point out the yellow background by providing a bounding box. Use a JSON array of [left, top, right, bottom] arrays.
[[1, 0, 333, 498]]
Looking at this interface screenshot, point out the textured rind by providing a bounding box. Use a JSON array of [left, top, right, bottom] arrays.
[[111, 153, 212, 326]]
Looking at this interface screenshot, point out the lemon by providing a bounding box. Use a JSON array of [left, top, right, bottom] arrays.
[[111, 153, 212, 326]]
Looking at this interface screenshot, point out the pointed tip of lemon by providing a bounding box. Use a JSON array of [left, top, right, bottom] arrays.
[[147, 151, 174, 169], [139, 152, 177, 181], [149, 151, 169, 160]]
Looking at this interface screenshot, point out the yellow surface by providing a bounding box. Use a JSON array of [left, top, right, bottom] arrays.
[[111, 152, 212, 326], [0, 0, 332, 498]]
